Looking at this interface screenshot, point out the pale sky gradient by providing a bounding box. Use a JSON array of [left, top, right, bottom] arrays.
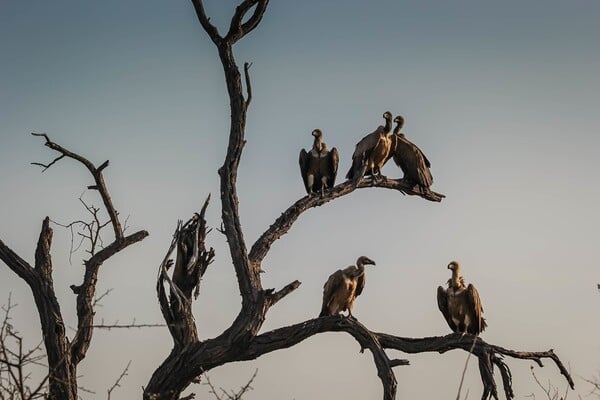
[[1, 1, 599, 399]]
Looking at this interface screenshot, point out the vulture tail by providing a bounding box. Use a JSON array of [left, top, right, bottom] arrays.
[[345, 157, 364, 181], [319, 305, 329, 317]]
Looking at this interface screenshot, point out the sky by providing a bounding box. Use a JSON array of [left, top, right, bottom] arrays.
[[1, 1, 600, 399]]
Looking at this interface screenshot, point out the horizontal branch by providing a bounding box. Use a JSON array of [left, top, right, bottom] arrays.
[[235, 317, 572, 400], [91, 323, 164, 330], [377, 332, 575, 398], [249, 177, 445, 264], [241, 317, 398, 399]]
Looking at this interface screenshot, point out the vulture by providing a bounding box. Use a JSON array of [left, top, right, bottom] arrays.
[[437, 261, 487, 335], [299, 129, 339, 196], [319, 256, 376, 318], [387, 115, 433, 192], [345, 111, 393, 181]]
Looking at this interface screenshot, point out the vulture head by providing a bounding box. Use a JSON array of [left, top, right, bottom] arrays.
[[357, 256, 376, 267], [394, 115, 405, 128], [447, 261, 460, 272], [382, 111, 393, 121], [311, 129, 323, 138]]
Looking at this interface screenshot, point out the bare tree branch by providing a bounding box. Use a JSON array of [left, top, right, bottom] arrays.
[[0, 241, 36, 286], [225, 0, 269, 44], [530, 365, 572, 400], [92, 288, 114, 308], [248, 177, 444, 265], [456, 336, 478, 400], [203, 369, 257, 400], [156, 196, 215, 349], [106, 360, 131, 400], [31, 132, 124, 241], [90, 322, 165, 330], [190, 0, 222, 45], [243, 62, 252, 108], [580, 374, 600, 398]]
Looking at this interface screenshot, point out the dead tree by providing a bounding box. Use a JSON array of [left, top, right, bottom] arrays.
[[0, 134, 148, 400], [144, 1, 573, 399]]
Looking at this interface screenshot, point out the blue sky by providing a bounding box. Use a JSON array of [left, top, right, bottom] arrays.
[[1, 1, 599, 399]]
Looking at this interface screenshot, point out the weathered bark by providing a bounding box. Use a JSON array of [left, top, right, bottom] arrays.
[[249, 176, 444, 265], [0, 135, 148, 399], [156, 197, 215, 349], [144, 2, 571, 400]]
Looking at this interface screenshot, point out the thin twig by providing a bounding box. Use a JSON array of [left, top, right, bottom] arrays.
[[92, 289, 114, 308], [91, 321, 165, 330], [456, 335, 478, 400], [107, 360, 131, 399]]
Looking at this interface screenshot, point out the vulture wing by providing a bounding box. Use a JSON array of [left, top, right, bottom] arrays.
[[466, 284, 487, 334], [386, 134, 399, 163], [298, 148, 310, 194], [319, 269, 344, 317], [346, 126, 384, 180], [354, 272, 366, 297], [437, 286, 457, 332], [393, 136, 433, 188], [325, 147, 339, 188], [417, 144, 431, 168], [351, 126, 383, 159]]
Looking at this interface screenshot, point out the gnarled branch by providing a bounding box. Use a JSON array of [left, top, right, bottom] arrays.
[[156, 196, 215, 349], [249, 177, 444, 265]]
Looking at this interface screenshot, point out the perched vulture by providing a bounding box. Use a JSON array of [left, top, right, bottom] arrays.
[[319, 256, 376, 318], [387, 115, 433, 191], [299, 129, 339, 196], [437, 261, 487, 335], [345, 111, 393, 181]]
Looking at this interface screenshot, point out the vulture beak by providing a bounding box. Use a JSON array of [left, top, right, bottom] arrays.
[[366, 258, 376, 266]]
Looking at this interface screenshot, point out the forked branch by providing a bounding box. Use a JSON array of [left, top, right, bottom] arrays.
[[31, 132, 123, 241]]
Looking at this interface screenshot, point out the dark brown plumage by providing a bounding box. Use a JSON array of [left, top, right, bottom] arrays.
[[437, 261, 487, 335], [387, 115, 433, 191], [345, 112, 393, 181], [299, 129, 339, 196], [319, 256, 376, 318]]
